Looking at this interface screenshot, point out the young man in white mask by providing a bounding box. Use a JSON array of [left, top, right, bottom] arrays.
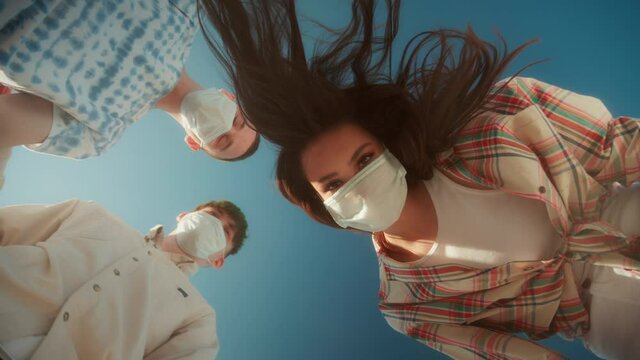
[[0, 198, 248, 360], [156, 70, 260, 162], [146, 199, 248, 276], [0, 1, 260, 189], [0, 71, 259, 190]]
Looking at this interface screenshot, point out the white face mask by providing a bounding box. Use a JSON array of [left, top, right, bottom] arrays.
[[175, 211, 227, 260], [323, 149, 408, 232], [180, 88, 237, 146]]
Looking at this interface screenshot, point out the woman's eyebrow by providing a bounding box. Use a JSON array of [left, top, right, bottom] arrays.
[[317, 142, 373, 183], [318, 172, 338, 183], [221, 138, 234, 151], [349, 142, 372, 164]]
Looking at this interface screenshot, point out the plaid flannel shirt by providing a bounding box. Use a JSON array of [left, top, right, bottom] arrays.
[[377, 77, 640, 359]]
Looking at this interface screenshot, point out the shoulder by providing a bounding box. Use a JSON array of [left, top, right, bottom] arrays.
[[492, 76, 553, 98], [60, 200, 143, 239], [70, 200, 117, 218], [488, 76, 567, 114]]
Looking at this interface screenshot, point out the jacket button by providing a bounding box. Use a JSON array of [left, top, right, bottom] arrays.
[[113, 269, 120, 276], [538, 186, 546, 194], [93, 284, 101, 292], [177, 287, 189, 298], [147, 250, 152, 255], [132, 256, 139, 262], [63, 312, 69, 321], [581, 278, 591, 289]]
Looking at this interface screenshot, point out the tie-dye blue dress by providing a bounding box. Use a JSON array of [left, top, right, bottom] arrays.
[[0, 0, 197, 158]]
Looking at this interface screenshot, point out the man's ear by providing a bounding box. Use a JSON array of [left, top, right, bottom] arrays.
[[176, 212, 188, 222], [208, 257, 225, 269], [184, 135, 201, 151], [219, 88, 236, 101]]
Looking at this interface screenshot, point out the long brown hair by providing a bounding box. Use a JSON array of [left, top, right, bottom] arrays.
[[199, 0, 534, 228]]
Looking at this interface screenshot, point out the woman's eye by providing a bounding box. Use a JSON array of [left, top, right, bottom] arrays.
[[324, 180, 343, 193], [357, 153, 374, 169], [216, 134, 230, 147]]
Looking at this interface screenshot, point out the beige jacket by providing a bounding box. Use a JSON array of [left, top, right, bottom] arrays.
[[0, 200, 219, 359]]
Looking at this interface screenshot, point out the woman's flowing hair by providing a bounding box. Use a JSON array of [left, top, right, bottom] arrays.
[[199, 0, 534, 227]]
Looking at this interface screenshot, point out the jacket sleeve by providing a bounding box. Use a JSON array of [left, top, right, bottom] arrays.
[[144, 312, 219, 360], [495, 77, 640, 187], [397, 321, 566, 360], [0, 200, 82, 246]]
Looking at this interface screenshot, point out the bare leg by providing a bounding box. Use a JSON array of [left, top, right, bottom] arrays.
[[0, 93, 53, 147]]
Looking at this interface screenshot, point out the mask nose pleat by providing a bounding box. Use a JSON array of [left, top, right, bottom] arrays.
[[180, 88, 237, 145], [323, 150, 408, 232], [175, 211, 227, 260]]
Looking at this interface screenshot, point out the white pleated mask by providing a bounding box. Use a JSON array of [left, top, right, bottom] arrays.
[[175, 211, 227, 260], [323, 149, 408, 232], [180, 88, 236, 146]]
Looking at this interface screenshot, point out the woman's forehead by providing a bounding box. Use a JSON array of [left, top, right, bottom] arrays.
[[301, 123, 380, 177]]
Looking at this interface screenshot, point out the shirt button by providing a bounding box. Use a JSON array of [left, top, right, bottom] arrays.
[[63, 312, 69, 321], [93, 284, 101, 292], [581, 278, 591, 289], [538, 186, 546, 194], [147, 250, 152, 255], [132, 256, 139, 262], [113, 269, 120, 276], [177, 287, 189, 298]]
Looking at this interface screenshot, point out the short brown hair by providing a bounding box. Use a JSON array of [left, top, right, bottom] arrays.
[[193, 200, 248, 256]]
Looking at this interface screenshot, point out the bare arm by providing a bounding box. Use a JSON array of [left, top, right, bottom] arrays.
[[0, 92, 53, 147], [155, 69, 203, 123]]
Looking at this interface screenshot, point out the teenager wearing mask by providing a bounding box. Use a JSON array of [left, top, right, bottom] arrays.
[[0, 198, 248, 359], [0, 1, 259, 189], [200, 0, 640, 358]]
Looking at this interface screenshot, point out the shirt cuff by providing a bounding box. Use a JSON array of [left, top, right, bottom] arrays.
[[23, 105, 73, 155]]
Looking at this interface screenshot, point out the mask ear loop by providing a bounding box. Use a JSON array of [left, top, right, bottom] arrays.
[[207, 246, 226, 268], [184, 135, 202, 151]]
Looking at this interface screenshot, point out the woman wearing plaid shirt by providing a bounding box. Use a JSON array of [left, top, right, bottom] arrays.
[[201, 0, 640, 358]]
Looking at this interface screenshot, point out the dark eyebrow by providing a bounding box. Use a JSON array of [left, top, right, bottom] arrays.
[[318, 171, 338, 183], [219, 115, 242, 152], [317, 142, 372, 184], [349, 142, 372, 165], [220, 137, 234, 151]]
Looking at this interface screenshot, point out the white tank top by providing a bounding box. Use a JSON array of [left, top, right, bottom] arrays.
[[404, 169, 561, 269]]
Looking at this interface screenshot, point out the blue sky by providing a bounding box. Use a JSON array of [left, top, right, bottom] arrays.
[[2, 0, 639, 359]]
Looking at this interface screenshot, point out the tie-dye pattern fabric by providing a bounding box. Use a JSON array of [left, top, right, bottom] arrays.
[[377, 77, 640, 359], [0, 0, 197, 158]]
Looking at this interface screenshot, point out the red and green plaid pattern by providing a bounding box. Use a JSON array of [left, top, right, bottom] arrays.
[[377, 77, 640, 359]]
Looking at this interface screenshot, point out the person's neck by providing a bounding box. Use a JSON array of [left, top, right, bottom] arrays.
[[158, 232, 180, 253], [156, 231, 207, 266], [155, 70, 202, 121], [382, 180, 437, 243]]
